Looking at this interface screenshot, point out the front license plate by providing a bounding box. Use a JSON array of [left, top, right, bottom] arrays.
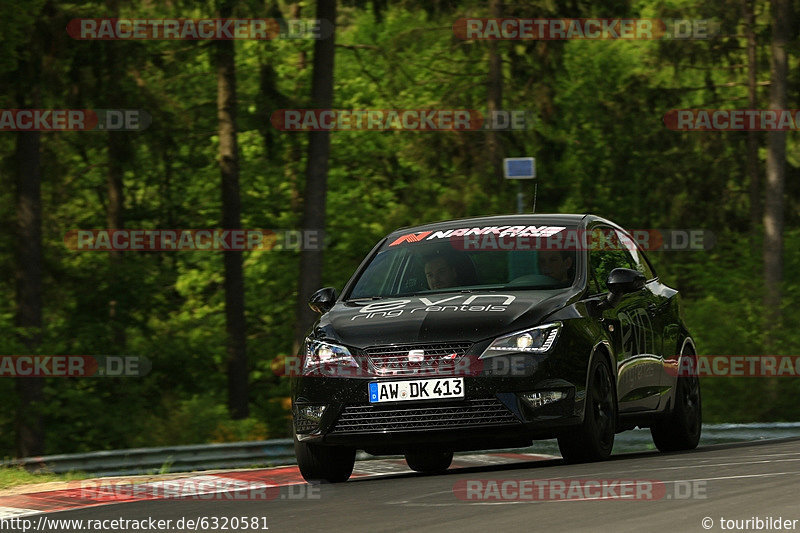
[[368, 378, 464, 403]]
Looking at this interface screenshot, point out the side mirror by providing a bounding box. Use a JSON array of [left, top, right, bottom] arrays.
[[604, 268, 646, 307], [309, 287, 337, 314]]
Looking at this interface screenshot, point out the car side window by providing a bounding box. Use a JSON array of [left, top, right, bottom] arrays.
[[588, 227, 638, 294], [350, 250, 404, 298], [615, 229, 656, 280]]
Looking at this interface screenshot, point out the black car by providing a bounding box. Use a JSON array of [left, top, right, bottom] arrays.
[[291, 214, 701, 482]]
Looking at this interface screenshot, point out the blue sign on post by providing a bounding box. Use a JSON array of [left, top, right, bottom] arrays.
[[504, 157, 536, 179], [504, 157, 537, 213]]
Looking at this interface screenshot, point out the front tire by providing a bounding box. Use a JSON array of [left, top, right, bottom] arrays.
[[404, 450, 453, 474], [651, 355, 702, 452], [558, 356, 616, 463], [294, 435, 356, 483]]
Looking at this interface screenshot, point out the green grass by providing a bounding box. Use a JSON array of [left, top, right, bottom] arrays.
[[0, 466, 88, 490]]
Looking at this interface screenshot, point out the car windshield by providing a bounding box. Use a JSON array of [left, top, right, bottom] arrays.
[[348, 231, 577, 299]]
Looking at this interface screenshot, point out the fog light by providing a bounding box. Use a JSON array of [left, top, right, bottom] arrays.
[[294, 405, 327, 434], [299, 405, 327, 422], [521, 391, 566, 408]]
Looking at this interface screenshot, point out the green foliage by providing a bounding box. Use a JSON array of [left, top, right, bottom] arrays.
[[0, 0, 47, 75], [143, 395, 269, 446], [0, 466, 87, 490], [679, 230, 800, 422]]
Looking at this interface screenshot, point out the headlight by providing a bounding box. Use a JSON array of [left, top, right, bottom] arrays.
[[303, 340, 358, 373], [480, 322, 562, 359]]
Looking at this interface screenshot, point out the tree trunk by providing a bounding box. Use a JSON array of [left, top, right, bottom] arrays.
[[743, 0, 759, 242], [487, 0, 504, 183], [292, 0, 336, 354], [106, 0, 126, 349], [215, 0, 248, 419], [15, 127, 44, 457], [106, 135, 126, 347], [763, 0, 788, 327]]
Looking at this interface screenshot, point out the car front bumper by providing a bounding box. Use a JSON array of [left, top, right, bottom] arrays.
[[292, 368, 585, 453]]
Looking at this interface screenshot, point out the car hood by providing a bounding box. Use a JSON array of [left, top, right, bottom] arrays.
[[314, 288, 579, 348]]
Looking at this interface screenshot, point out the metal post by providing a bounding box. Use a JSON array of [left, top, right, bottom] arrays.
[[504, 157, 535, 214]]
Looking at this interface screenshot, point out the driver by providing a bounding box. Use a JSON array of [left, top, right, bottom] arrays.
[[537, 250, 574, 284], [424, 255, 459, 290]]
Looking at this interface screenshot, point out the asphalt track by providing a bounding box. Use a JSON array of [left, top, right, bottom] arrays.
[[12, 438, 800, 533]]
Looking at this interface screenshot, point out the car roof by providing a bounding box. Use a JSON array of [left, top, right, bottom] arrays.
[[386, 213, 616, 238]]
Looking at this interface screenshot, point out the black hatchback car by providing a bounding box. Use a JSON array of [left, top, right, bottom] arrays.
[[292, 214, 701, 482]]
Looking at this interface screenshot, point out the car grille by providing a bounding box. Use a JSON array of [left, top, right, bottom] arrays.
[[362, 342, 473, 376], [330, 398, 520, 433]]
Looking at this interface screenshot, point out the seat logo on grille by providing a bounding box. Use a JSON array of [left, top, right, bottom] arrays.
[[408, 349, 425, 362]]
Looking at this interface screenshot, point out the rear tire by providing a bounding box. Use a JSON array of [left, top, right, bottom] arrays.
[[294, 435, 356, 483], [404, 450, 453, 474], [558, 356, 616, 463], [651, 354, 702, 452]]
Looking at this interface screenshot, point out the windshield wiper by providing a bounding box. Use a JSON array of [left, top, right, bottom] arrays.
[[405, 288, 476, 297], [346, 296, 383, 302]]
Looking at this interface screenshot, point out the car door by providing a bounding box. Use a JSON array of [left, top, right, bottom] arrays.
[[619, 230, 680, 401], [588, 226, 662, 413]]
